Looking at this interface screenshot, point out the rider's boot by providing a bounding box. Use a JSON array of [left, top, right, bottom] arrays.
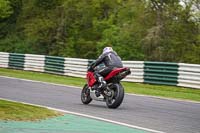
[[98, 76, 106, 89], [95, 75, 106, 97]]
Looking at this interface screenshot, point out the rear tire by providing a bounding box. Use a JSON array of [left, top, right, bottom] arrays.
[[81, 84, 92, 104], [106, 83, 124, 109]]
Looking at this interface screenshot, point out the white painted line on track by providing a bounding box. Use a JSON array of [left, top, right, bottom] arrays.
[[0, 97, 165, 133], [0, 75, 199, 104], [126, 93, 200, 104]]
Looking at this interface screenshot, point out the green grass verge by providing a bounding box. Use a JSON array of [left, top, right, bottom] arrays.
[[0, 68, 200, 102], [0, 99, 60, 121], [123, 82, 200, 101]]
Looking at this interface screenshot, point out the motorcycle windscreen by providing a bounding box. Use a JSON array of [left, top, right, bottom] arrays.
[[87, 71, 97, 87]]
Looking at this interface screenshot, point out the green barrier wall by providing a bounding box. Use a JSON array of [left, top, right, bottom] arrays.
[[8, 53, 25, 70], [144, 62, 179, 86], [44, 56, 65, 74]]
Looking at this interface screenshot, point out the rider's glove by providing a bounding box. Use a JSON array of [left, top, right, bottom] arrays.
[[88, 61, 96, 72]]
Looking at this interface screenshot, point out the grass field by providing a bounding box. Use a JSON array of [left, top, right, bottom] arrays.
[[0, 99, 60, 121], [0, 68, 200, 102]]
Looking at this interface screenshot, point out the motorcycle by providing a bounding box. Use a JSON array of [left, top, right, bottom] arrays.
[[81, 64, 131, 109]]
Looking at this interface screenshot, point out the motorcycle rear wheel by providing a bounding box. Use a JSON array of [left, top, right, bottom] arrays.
[[106, 83, 124, 109], [81, 84, 92, 104]]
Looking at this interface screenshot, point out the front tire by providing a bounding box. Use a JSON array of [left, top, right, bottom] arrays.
[[106, 83, 124, 109], [81, 84, 92, 104]]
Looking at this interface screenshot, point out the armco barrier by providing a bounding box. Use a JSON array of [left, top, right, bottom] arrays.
[[122, 61, 144, 83], [45, 56, 65, 74], [24, 54, 45, 72], [144, 62, 179, 86], [0, 52, 9, 68], [9, 53, 25, 69], [178, 63, 200, 89], [64, 58, 88, 78], [0, 52, 199, 89]]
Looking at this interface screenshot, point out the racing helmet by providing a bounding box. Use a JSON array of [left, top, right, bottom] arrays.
[[103, 47, 113, 54]]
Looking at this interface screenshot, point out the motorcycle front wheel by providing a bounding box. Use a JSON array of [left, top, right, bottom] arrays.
[[105, 83, 124, 109], [81, 84, 92, 104]]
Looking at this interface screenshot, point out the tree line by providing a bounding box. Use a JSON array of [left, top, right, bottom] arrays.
[[0, 0, 199, 63]]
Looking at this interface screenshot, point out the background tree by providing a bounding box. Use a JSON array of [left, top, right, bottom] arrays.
[[0, 0, 199, 63], [0, 0, 13, 19]]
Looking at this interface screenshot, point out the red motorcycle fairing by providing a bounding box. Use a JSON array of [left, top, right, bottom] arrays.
[[104, 67, 128, 80], [87, 71, 96, 87], [87, 67, 128, 87]]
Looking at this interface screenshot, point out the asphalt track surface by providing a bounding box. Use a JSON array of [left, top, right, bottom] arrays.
[[0, 76, 200, 133]]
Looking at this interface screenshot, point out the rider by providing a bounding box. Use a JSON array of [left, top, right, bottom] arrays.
[[91, 47, 123, 96]]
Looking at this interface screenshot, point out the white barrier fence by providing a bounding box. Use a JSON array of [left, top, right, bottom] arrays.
[[0, 52, 199, 89], [24, 54, 45, 72], [178, 63, 200, 89], [122, 61, 144, 83], [64, 58, 88, 78], [0, 52, 9, 68]]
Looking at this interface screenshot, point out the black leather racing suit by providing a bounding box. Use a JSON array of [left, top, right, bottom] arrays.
[[92, 51, 123, 77]]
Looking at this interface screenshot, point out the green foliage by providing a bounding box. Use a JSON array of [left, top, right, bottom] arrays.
[[142, 0, 200, 63], [34, 0, 61, 9], [0, 0, 199, 63], [0, 34, 32, 53], [0, 0, 13, 19]]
